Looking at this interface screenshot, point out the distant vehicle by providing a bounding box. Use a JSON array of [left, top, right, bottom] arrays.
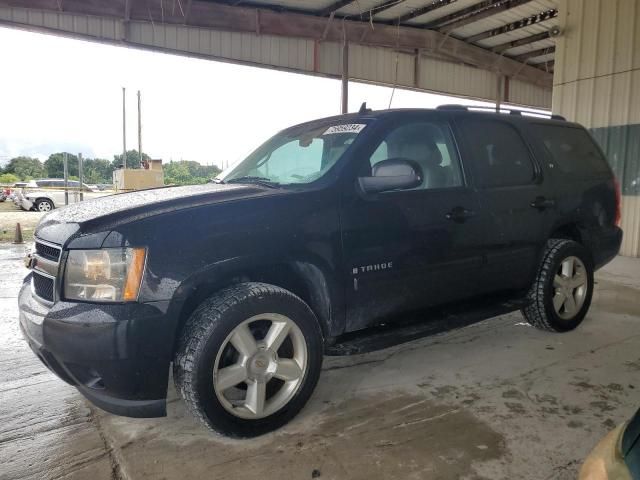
[[20, 179, 111, 212], [19, 107, 622, 438], [11, 182, 28, 207], [96, 183, 115, 191], [580, 408, 640, 479]]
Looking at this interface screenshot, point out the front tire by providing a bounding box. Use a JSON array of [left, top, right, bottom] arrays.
[[35, 199, 54, 212], [522, 239, 594, 332], [173, 283, 323, 438]]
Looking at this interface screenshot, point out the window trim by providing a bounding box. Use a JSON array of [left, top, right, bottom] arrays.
[[362, 117, 470, 195]]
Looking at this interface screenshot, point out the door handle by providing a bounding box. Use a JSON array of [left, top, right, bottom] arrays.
[[446, 206, 475, 223], [530, 196, 556, 210]]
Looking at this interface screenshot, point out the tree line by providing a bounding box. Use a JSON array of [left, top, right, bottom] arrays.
[[0, 151, 222, 186]]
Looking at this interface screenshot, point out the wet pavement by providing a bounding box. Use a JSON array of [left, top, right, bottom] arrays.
[[1, 243, 639, 480]]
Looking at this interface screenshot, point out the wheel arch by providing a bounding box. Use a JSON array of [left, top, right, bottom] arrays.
[[550, 223, 584, 243], [169, 257, 341, 354], [549, 222, 594, 263], [35, 196, 55, 206]]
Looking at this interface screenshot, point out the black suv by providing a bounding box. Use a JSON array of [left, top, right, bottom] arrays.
[[19, 106, 622, 438]]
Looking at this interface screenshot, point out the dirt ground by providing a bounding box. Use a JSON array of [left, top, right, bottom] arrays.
[[0, 202, 44, 243], [1, 247, 639, 480]]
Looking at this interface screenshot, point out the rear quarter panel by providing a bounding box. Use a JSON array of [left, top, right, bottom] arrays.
[[525, 121, 620, 266]]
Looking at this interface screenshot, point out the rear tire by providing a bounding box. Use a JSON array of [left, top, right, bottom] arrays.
[[173, 282, 323, 438], [35, 199, 54, 212], [522, 239, 594, 332]]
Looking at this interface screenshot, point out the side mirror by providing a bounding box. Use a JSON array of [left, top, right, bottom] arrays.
[[358, 158, 423, 194]]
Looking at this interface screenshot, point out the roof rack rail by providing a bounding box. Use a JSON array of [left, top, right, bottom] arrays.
[[436, 104, 469, 111], [436, 103, 564, 121]]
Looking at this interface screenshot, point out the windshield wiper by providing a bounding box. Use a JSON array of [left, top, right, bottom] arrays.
[[225, 176, 281, 188]]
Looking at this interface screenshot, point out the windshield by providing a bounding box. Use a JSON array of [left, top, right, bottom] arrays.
[[220, 121, 368, 185]]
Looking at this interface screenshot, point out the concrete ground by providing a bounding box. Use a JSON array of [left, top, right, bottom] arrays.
[[1, 244, 639, 480]]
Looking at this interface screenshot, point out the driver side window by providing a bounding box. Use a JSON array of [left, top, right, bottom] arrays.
[[369, 121, 463, 190]]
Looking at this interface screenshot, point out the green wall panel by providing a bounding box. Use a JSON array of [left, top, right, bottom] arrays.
[[591, 124, 640, 196]]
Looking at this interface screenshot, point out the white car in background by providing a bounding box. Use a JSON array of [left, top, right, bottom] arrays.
[[20, 179, 112, 212], [11, 182, 28, 207]]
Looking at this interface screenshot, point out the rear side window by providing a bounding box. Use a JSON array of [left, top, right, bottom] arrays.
[[458, 119, 535, 188], [533, 124, 610, 177]]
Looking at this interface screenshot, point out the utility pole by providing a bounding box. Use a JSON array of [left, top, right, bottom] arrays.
[[137, 90, 143, 168], [122, 87, 127, 170], [63, 152, 69, 205], [78, 153, 84, 201]]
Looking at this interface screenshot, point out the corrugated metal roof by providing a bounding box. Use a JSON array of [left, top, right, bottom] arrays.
[[447, 0, 556, 37], [233, 0, 332, 12], [402, 0, 483, 25], [0, 0, 557, 108], [474, 22, 554, 48], [501, 38, 555, 56], [223, 0, 559, 73]]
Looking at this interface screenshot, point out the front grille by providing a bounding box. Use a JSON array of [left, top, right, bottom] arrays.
[[33, 271, 54, 302], [35, 241, 61, 262]]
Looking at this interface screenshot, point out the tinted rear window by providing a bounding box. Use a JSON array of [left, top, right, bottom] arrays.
[[534, 124, 610, 176]]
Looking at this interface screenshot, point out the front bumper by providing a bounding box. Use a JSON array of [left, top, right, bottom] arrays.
[[19, 277, 172, 418], [20, 198, 33, 210]]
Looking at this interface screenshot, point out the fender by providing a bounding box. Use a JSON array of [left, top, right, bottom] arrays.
[[166, 254, 346, 350]]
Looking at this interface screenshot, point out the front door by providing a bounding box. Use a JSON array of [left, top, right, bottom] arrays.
[[340, 115, 486, 332]]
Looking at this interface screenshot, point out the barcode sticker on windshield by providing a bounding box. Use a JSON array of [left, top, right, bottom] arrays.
[[323, 124, 367, 135]]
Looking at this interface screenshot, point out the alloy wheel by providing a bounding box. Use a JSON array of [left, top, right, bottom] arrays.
[[213, 313, 307, 419], [552, 256, 588, 320]]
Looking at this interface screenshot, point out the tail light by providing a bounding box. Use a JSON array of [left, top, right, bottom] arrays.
[[614, 177, 621, 226]]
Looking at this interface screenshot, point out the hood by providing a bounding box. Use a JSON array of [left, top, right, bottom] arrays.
[[35, 183, 276, 244]]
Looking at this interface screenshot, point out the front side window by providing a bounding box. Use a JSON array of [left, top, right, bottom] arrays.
[[221, 122, 366, 186], [459, 119, 535, 188], [368, 120, 464, 190]]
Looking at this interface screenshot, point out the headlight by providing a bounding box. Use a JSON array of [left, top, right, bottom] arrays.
[[63, 248, 146, 302]]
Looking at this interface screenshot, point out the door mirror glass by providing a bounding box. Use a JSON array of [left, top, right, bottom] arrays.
[[358, 158, 423, 193]]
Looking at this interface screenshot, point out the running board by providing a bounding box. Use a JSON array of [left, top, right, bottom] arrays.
[[325, 296, 530, 356]]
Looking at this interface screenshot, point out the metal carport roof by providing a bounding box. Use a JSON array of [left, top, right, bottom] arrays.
[[0, 0, 559, 108]]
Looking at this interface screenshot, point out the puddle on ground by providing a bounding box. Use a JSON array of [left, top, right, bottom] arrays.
[[593, 280, 640, 317], [103, 391, 506, 480]]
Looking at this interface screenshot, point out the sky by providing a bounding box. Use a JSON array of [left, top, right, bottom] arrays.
[[0, 26, 498, 169]]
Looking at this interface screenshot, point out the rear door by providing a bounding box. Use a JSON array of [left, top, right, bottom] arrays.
[[454, 116, 556, 293], [340, 113, 486, 331]]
